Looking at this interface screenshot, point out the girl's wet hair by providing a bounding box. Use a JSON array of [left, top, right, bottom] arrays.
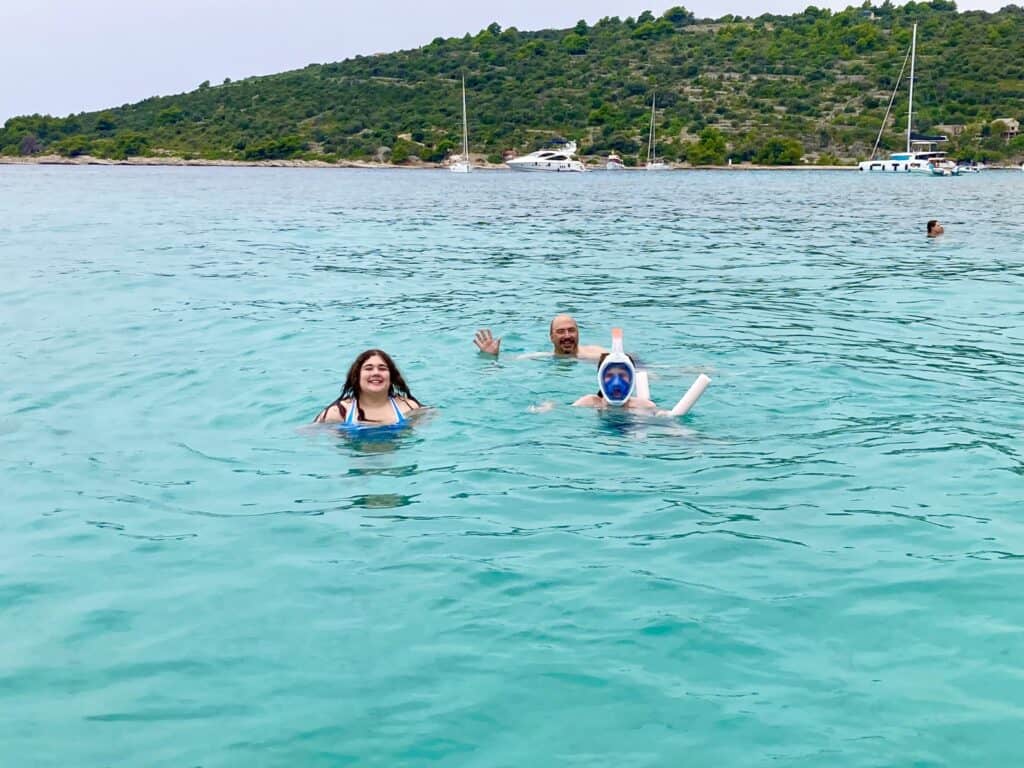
[[341, 349, 416, 401]]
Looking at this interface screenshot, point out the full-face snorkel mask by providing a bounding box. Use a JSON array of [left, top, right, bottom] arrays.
[[597, 328, 635, 406]]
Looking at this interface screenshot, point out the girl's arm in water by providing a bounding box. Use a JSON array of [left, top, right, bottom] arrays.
[[394, 396, 423, 415], [313, 400, 348, 423]]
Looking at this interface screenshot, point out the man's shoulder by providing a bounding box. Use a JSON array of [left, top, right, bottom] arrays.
[[577, 344, 608, 360]]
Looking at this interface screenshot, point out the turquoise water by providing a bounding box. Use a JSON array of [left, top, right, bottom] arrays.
[[2, 164, 1024, 766]]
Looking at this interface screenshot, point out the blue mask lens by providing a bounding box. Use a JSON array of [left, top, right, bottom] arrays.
[[600, 365, 633, 404]]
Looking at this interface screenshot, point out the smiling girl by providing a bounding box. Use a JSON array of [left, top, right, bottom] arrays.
[[313, 349, 422, 427]]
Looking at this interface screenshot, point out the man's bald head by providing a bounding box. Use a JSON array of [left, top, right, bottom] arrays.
[[549, 314, 580, 356]]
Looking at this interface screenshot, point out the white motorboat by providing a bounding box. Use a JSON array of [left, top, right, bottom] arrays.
[[926, 156, 959, 176], [858, 24, 962, 176], [506, 140, 585, 172], [606, 153, 625, 170], [955, 161, 984, 174], [449, 75, 471, 173], [645, 92, 669, 171]]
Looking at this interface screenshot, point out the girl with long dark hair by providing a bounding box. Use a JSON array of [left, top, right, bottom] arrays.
[[313, 349, 422, 427]]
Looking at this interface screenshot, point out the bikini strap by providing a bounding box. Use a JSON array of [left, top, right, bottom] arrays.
[[390, 397, 406, 424], [344, 398, 358, 425]]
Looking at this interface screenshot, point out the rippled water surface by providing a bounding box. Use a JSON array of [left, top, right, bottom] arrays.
[[2, 165, 1024, 766]]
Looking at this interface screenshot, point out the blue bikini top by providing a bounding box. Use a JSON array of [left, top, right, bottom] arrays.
[[340, 397, 409, 431]]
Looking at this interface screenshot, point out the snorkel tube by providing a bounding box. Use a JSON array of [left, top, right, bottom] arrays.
[[598, 328, 636, 407]]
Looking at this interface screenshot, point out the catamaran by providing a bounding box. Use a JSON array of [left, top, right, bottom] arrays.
[[449, 75, 471, 173], [645, 92, 669, 171], [858, 23, 961, 176]]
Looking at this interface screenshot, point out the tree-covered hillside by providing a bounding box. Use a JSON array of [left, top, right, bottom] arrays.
[[3, 1, 1023, 165]]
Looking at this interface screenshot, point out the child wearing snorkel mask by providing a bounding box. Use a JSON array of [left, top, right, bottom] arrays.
[[572, 351, 657, 410]]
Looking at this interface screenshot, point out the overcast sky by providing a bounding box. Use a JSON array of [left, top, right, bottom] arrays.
[[0, 0, 1009, 123]]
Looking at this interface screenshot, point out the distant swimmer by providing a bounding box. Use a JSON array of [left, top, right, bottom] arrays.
[[927, 219, 945, 238], [313, 349, 422, 427], [474, 314, 608, 360]]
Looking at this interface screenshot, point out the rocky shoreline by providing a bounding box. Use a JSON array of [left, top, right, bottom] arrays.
[[3, 154, 1020, 171], [0, 153, 862, 171]]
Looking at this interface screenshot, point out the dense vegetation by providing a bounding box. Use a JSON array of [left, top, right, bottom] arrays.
[[3, 1, 1024, 165]]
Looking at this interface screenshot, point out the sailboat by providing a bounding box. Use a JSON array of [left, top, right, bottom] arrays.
[[645, 92, 669, 171], [449, 75, 471, 173], [858, 23, 959, 175]]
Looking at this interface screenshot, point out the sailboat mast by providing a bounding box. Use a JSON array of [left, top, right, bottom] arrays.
[[649, 92, 657, 163], [461, 75, 469, 159], [906, 23, 917, 153]]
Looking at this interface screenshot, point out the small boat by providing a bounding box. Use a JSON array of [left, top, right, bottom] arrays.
[[859, 24, 960, 176], [645, 92, 669, 171], [955, 161, 984, 174], [449, 75, 471, 173], [506, 140, 585, 172], [606, 153, 625, 171], [927, 157, 960, 176]]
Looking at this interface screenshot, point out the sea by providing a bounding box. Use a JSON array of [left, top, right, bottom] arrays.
[[2, 164, 1023, 767]]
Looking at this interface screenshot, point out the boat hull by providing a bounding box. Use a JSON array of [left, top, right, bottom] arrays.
[[506, 161, 585, 172], [858, 158, 954, 174]]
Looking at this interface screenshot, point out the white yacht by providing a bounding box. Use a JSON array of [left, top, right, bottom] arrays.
[[506, 141, 585, 172], [606, 153, 625, 171], [859, 24, 961, 176], [449, 75, 471, 173]]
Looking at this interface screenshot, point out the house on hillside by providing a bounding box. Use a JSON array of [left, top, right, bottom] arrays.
[[934, 124, 966, 137], [998, 118, 1020, 140]]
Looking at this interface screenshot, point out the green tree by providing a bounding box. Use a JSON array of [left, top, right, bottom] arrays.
[[688, 127, 727, 164], [95, 112, 117, 132], [755, 137, 804, 164], [114, 131, 149, 158], [663, 6, 695, 25], [562, 33, 589, 54], [242, 135, 306, 160], [390, 138, 418, 163], [156, 106, 184, 125], [54, 135, 91, 157]]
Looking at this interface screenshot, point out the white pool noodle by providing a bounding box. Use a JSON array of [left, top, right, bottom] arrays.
[[669, 374, 711, 417], [635, 370, 650, 401]]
